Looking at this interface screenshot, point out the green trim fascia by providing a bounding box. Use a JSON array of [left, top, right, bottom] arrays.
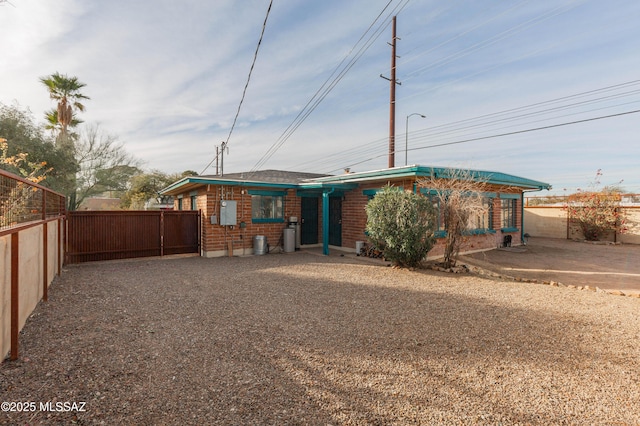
[[248, 190, 287, 196], [462, 228, 497, 236], [420, 188, 497, 198], [434, 228, 496, 239], [251, 218, 285, 224], [362, 188, 382, 196], [296, 191, 323, 197], [297, 182, 358, 191], [161, 165, 551, 196], [501, 227, 519, 233], [311, 166, 421, 184], [499, 193, 521, 199], [161, 177, 298, 195], [421, 167, 551, 190]]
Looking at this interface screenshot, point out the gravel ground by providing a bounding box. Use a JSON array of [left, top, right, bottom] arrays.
[[1, 252, 639, 425]]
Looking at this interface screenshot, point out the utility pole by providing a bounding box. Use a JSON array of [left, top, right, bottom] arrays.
[[220, 141, 228, 177], [215, 146, 219, 175], [380, 16, 401, 168]]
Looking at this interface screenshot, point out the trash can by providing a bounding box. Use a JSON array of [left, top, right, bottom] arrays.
[[356, 241, 365, 255], [283, 228, 295, 253], [289, 216, 300, 249], [253, 235, 267, 255]]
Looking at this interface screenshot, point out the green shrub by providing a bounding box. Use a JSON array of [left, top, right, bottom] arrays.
[[365, 185, 437, 267]]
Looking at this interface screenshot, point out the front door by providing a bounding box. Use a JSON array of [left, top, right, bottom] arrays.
[[329, 197, 342, 247], [300, 197, 319, 245]]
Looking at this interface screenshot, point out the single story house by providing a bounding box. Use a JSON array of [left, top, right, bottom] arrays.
[[160, 165, 551, 258]]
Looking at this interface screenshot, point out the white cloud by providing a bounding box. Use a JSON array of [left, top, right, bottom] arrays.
[[2, 0, 640, 194]]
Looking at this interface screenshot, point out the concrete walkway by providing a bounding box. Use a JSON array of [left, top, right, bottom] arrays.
[[462, 237, 640, 294]]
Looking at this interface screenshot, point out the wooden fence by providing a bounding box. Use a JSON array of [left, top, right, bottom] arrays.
[[1, 169, 66, 361], [66, 210, 201, 264]]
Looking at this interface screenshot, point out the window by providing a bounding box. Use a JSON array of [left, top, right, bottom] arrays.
[[422, 189, 495, 236], [420, 190, 445, 236], [501, 198, 518, 229], [430, 196, 445, 235], [472, 197, 493, 230], [190, 195, 197, 210], [250, 191, 285, 222]]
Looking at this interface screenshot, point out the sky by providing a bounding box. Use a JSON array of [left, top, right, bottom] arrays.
[[1, 0, 639, 195]]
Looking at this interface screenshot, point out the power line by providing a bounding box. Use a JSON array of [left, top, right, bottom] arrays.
[[324, 108, 640, 173], [249, 0, 411, 174], [408, 87, 640, 143], [287, 79, 640, 172], [200, 0, 273, 175]]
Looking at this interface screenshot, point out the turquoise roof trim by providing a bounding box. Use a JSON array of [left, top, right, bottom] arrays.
[[161, 165, 551, 196], [161, 176, 298, 195], [309, 165, 551, 190]]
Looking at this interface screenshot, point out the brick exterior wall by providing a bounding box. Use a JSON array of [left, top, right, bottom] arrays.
[[173, 185, 302, 256], [339, 178, 524, 257], [173, 178, 525, 258]]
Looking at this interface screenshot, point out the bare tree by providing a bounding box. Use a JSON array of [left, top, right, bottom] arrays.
[[72, 124, 140, 210], [418, 168, 491, 269]]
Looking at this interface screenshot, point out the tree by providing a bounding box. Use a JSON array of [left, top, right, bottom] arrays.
[[0, 102, 76, 195], [121, 170, 198, 209], [565, 170, 627, 241], [0, 138, 49, 184], [1, 138, 51, 228], [39, 72, 89, 148], [365, 185, 437, 267], [44, 107, 83, 141], [419, 168, 490, 269], [71, 124, 140, 210]]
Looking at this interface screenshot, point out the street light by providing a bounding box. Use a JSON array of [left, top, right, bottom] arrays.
[[405, 113, 426, 166]]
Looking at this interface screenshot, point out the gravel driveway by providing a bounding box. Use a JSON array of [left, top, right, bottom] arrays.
[[2, 252, 639, 425]]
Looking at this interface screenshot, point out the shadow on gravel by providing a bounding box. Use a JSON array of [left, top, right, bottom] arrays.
[[2, 253, 638, 424]]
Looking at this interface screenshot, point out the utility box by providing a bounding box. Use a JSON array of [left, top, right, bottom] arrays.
[[219, 200, 237, 226]]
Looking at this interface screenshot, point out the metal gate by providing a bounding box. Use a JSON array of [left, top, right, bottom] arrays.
[[66, 210, 200, 264]]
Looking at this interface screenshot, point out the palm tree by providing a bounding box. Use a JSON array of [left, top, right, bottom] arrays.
[[40, 72, 89, 210], [40, 72, 90, 147], [44, 108, 84, 143]]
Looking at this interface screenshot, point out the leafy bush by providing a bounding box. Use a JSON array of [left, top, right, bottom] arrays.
[[365, 185, 437, 267]]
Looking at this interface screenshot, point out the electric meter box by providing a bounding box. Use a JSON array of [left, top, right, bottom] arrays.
[[219, 200, 237, 226]]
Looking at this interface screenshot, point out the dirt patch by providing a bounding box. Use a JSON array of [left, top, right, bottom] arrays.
[[462, 237, 640, 294]]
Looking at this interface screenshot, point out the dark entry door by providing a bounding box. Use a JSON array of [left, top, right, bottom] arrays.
[[329, 197, 342, 247], [300, 197, 319, 245]]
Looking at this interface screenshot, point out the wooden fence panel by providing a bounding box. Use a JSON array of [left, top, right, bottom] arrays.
[[163, 211, 200, 256], [66, 210, 200, 263]]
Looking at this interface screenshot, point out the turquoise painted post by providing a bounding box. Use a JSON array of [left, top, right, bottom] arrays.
[[322, 187, 335, 255]]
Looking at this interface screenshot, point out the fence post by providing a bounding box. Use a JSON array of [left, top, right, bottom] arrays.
[[10, 233, 19, 361], [43, 222, 48, 302], [160, 211, 164, 257], [42, 190, 48, 301], [58, 218, 63, 274]]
